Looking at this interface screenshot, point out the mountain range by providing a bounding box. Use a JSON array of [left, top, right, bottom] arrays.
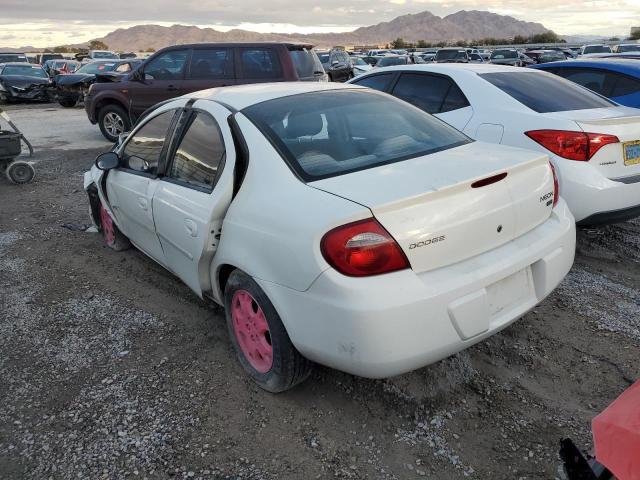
[[73, 9, 551, 51]]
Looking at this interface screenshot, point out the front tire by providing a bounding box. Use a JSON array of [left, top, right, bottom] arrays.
[[98, 202, 131, 251], [98, 104, 131, 143], [224, 270, 312, 392]]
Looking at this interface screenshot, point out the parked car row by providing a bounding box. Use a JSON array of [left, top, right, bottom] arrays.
[[76, 41, 640, 393]]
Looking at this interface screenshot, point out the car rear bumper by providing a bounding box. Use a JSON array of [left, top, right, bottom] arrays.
[[558, 160, 640, 223], [257, 199, 576, 378]]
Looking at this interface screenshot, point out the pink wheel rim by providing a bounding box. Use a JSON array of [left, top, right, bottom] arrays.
[[99, 203, 115, 246], [231, 290, 273, 373]]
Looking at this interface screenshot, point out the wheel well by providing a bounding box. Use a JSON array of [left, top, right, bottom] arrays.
[[95, 98, 128, 119], [86, 184, 102, 229], [218, 264, 237, 296]]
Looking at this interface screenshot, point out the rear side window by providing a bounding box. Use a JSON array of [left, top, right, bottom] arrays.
[[351, 73, 394, 92], [552, 68, 611, 96], [391, 73, 469, 114], [168, 112, 225, 191], [480, 71, 614, 113], [288, 48, 323, 80], [122, 110, 175, 174], [240, 48, 282, 79], [188, 48, 234, 80], [610, 73, 640, 97], [243, 90, 470, 181]]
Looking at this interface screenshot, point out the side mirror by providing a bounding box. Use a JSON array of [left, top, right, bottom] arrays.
[[95, 151, 120, 171], [144, 73, 154, 81]]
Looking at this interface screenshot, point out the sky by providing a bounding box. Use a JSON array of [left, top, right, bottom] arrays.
[[0, 0, 638, 48]]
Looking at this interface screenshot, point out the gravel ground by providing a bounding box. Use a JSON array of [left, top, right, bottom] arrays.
[[0, 104, 639, 479]]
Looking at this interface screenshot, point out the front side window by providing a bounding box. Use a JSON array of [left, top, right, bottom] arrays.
[[145, 50, 188, 80], [122, 110, 175, 174], [480, 71, 615, 113], [167, 112, 226, 190], [240, 48, 282, 79], [243, 90, 470, 181], [115, 63, 132, 73], [188, 48, 233, 80]]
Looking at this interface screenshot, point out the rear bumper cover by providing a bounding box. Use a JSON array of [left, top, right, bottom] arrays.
[[258, 199, 576, 378]]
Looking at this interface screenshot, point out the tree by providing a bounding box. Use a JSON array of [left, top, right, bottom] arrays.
[[53, 46, 70, 53], [390, 37, 406, 49], [88, 40, 109, 50], [146, 47, 156, 52], [631, 30, 640, 41], [416, 40, 428, 48]]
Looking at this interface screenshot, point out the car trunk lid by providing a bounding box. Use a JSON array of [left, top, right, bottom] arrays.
[[310, 142, 555, 274]]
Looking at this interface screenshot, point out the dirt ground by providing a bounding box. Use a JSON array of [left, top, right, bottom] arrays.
[[0, 103, 638, 480]]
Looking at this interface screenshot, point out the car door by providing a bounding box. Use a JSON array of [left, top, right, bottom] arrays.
[[152, 101, 236, 296], [105, 108, 179, 263], [388, 72, 473, 130], [182, 47, 236, 94], [127, 49, 189, 120]]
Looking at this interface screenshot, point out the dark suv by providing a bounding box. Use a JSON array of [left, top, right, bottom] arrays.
[[316, 49, 353, 82], [85, 42, 325, 141]]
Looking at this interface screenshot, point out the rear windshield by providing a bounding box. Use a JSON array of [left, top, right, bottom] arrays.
[[480, 71, 615, 113], [491, 50, 518, 59], [437, 50, 465, 60], [377, 57, 407, 67], [0, 54, 27, 62], [618, 45, 640, 53], [2, 65, 48, 78], [243, 89, 470, 181], [584, 45, 611, 54], [93, 52, 118, 59], [288, 47, 323, 80]]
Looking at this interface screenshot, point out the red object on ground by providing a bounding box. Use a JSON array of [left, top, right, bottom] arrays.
[[592, 380, 640, 480]]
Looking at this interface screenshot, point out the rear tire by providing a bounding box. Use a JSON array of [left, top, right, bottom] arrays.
[[6, 161, 35, 184], [98, 104, 131, 143], [98, 201, 131, 251], [224, 269, 312, 392]]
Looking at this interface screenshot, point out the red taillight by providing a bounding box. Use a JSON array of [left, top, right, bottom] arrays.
[[320, 218, 409, 277], [525, 130, 619, 161], [549, 162, 559, 208]]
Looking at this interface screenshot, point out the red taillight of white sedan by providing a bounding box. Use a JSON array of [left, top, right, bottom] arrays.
[[321, 218, 409, 276], [526, 130, 619, 161]]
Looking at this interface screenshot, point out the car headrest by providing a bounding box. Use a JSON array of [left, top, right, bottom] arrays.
[[285, 109, 324, 138]]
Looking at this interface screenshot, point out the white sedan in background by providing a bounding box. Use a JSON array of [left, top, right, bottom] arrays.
[[84, 83, 575, 392], [350, 64, 640, 224]]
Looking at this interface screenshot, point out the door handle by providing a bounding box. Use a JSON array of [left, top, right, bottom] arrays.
[[167, 85, 179, 91], [184, 219, 198, 237], [137, 197, 148, 210]]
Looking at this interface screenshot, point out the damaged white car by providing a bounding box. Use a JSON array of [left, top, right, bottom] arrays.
[[84, 82, 576, 392]]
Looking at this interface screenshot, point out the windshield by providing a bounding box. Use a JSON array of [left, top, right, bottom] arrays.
[[92, 52, 118, 59], [243, 89, 470, 181], [77, 62, 118, 74], [584, 45, 612, 54], [377, 57, 407, 67], [491, 50, 518, 59], [618, 44, 640, 53], [352, 57, 367, 66], [1, 65, 48, 78], [480, 71, 615, 113]]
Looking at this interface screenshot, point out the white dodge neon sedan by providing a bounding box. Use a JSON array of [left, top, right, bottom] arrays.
[[350, 64, 640, 224], [84, 82, 575, 392]]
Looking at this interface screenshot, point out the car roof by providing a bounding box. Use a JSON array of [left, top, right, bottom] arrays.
[[187, 82, 362, 111], [366, 63, 531, 75], [530, 58, 640, 75], [160, 42, 315, 51]]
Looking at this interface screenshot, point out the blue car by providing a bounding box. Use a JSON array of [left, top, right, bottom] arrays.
[[530, 59, 640, 108]]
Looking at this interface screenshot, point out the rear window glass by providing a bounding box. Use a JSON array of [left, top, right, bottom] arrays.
[[437, 50, 465, 60], [0, 54, 27, 62], [377, 57, 407, 67], [288, 48, 323, 80], [584, 46, 611, 54], [240, 48, 282, 79], [491, 50, 518, 59], [480, 71, 615, 113], [243, 89, 470, 181]]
